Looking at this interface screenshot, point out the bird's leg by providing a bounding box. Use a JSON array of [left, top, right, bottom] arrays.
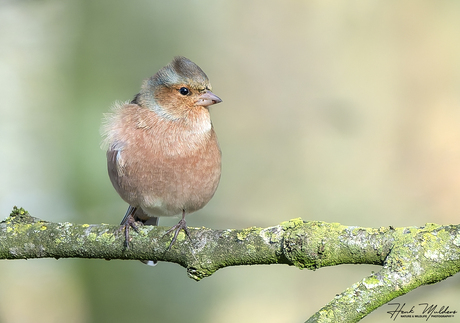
[[164, 209, 192, 250], [119, 205, 141, 249]]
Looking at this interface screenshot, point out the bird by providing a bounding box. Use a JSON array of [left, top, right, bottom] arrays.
[[101, 56, 222, 265]]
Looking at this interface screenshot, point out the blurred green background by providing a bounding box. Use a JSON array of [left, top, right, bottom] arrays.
[[1, 1, 460, 322]]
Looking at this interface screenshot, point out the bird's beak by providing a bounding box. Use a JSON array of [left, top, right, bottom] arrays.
[[195, 90, 222, 107]]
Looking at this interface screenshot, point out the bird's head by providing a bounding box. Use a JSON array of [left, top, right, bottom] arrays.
[[138, 56, 222, 120]]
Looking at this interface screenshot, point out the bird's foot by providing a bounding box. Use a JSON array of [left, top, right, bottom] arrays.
[[118, 213, 142, 249], [163, 218, 192, 251]]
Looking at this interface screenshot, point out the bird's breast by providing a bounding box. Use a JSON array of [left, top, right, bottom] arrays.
[[114, 108, 221, 217]]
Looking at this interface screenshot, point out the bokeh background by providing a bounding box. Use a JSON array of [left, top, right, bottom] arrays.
[[1, 1, 460, 322]]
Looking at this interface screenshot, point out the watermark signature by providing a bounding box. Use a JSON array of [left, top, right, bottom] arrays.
[[387, 303, 457, 320]]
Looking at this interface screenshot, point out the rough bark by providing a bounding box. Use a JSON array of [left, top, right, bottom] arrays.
[[1, 207, 459, 322]]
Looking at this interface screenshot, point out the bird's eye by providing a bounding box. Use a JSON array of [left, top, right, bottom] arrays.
[[179, 87, 190, 96]]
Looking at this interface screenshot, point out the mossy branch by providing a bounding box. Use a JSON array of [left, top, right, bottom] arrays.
[[1, 207, 459, 322]]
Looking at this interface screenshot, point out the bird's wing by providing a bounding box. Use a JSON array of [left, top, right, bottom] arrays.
[[107, 146, 123, 191]]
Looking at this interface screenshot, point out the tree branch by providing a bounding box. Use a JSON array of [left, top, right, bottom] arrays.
[[1, 207, 459, 322]]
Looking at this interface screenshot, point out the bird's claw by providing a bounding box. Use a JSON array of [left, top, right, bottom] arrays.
[[163, 218, 192, 251], [118, 214, 142, 249]]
